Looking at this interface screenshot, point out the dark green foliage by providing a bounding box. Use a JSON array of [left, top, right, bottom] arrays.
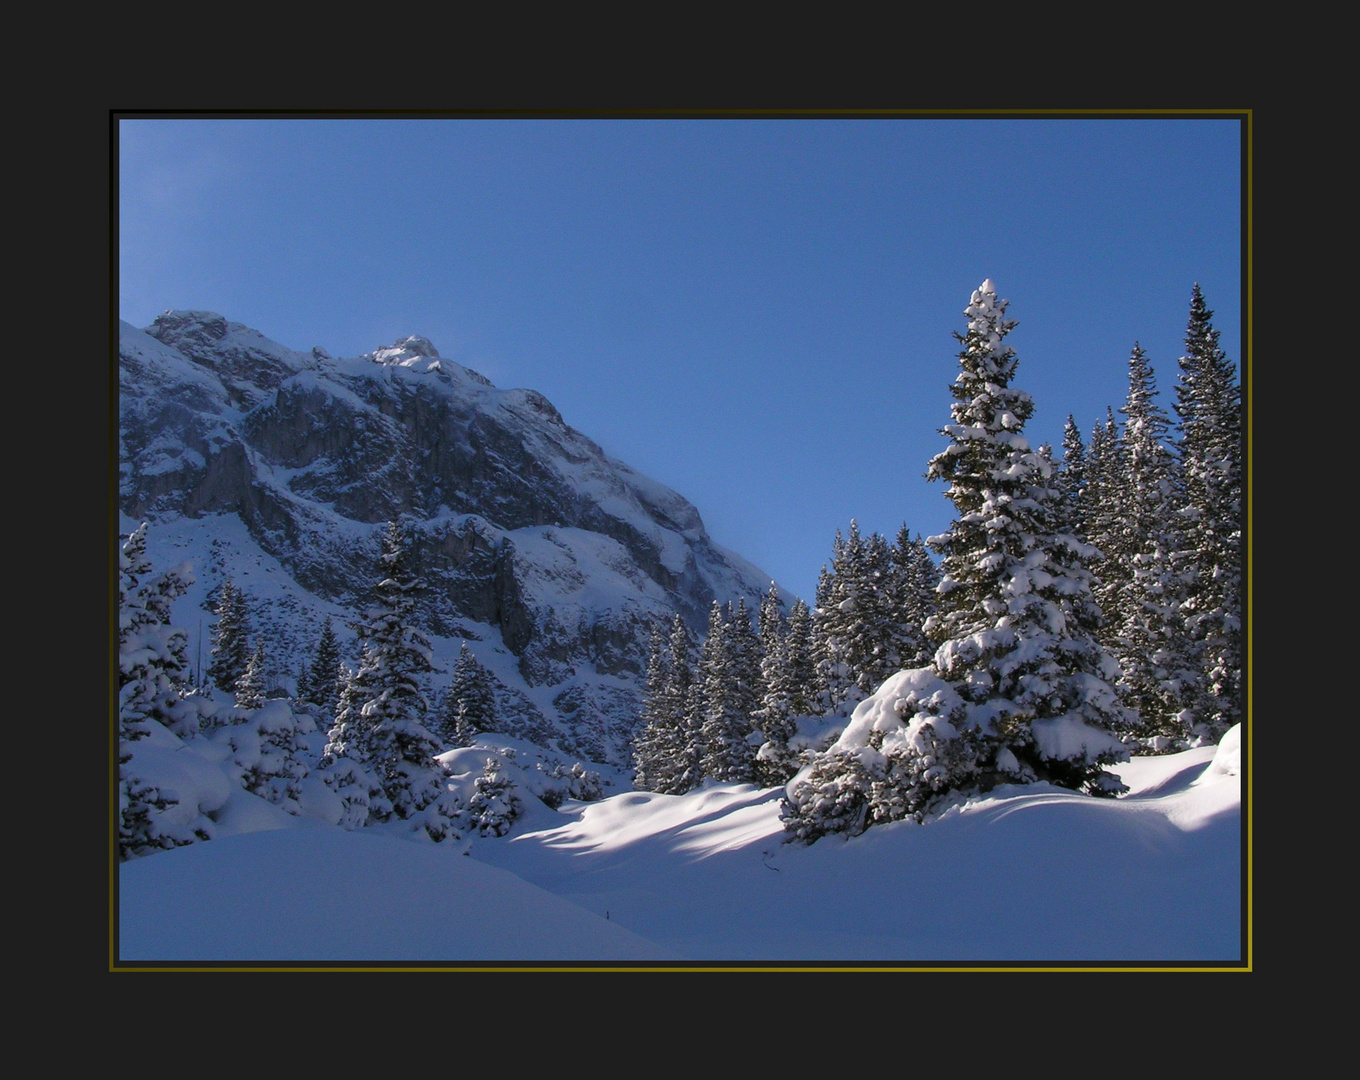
[[300, 616, 343, 717], [234, 641, 268, 710], [699, 601, 756, 783], [440, 641, 497, 747], [1174, 284, 1242, 741], [785, 281, 1131, 841], [320, 521, 456, 838], [207, 579, 252, 694], [118, 523, 212, 859], [468, 756, 524, 836]]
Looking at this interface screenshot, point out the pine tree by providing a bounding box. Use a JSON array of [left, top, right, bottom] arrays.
[[699, 601, 755, 783], [782, 597, 818, 718], [234, 641, 268, 710], [119, 524, 198, 739], [220, 699, 315, 812], [1112, 344, 1198, 747], [1174, 284, 1242, 741], [812, 523, 869, 713], [668, 615, 705, 792], [294, 659, 311, 708], [632, 613, 703, 794], [207, 579, 252, 694], [320, 521, 457, 839], [302, 616, 343, 717], [439, 641, 496, 747], [118, 524, 212, 858], [1053, 415, 1089, 539], [468, 756, 525, 837], [633, 620, 698, 794], [1084, 406, 1127, 638], [320, 655, 390, 828], [891, 526, 941, 670], [784, 280, 1131, 839], [725, 597, 763, 737], [754, 614, 801, 787], [758, 581, 784, 659], [851, 530, 903, 694], [922, 282, 1129, 794]]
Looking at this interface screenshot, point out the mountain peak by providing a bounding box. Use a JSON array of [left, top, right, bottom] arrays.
[[368, 335, 442, 366], [151, 309, 230, 342]]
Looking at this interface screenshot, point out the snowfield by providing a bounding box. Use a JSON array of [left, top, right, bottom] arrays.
[[117, 727, 1242, 966]]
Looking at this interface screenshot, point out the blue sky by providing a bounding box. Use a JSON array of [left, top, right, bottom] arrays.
[[118, 115, 1244, 605]]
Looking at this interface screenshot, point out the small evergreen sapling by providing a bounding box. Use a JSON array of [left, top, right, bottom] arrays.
[[234, 641, 268, 710], [468, 756, 524, 837]]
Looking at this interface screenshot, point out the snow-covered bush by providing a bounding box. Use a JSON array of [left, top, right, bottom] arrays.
[[537, 760, 604, 808], [215, 699, 316, 813], [468, 756, 525, 836]]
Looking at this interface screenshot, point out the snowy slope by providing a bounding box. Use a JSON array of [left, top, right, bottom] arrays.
[[117, 729, 1242, 965]]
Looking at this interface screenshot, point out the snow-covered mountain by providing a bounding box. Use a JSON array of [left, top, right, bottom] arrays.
[[118, 310, 778, 766]]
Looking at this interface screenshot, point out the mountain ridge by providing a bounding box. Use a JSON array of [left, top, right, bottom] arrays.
[[119, 310, 782, 766]]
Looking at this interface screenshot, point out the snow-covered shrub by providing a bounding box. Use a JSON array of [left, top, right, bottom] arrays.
[[538, 760, 604, 808], [468, 756, 525, 837], [215, 699, 316, 813]]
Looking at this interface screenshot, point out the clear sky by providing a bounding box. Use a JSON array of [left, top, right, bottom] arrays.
[[118, 114, 1243, 605]]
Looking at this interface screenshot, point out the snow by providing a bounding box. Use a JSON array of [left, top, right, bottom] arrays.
[[117, 727, 1242, 965]]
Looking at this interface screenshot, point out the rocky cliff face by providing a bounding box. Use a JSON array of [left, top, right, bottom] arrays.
[[119, 311, 777, 765]]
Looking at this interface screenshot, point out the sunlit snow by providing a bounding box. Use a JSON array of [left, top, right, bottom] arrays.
[[118, 728, 1241, 965]]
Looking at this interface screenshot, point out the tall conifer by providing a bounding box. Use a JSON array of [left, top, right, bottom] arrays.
[[1174, 284, 1242, 740]]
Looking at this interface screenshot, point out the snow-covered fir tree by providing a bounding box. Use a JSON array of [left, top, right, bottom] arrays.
[[320, 521, 458, 840], [1174, 284, 1242, 741], [758, 581, 783, 660], [812, 522, 870, 714], [468, 755, 525, 837], [633, 621, 687, 793], [207, 578, 252, 694], [439, 641, 497, 747], [631, 613, 704, 794], [699, 601, 756, 783], [1053, 414, 1089, 540], [219, 699, 316, 813], [725, 596, 764, 738], [294, 659, 311, 707], [118, 524, 214, 859], [319, 655, 390, 829], [812, 521, 934, 715], [753, 598, 808, 787], [669, 615, 705, 793], [889, 525, 939, 671], [919, 281, 1130, 792], [781, 597, 819, 720], [1084, 406, 1127, 636], [1111, 343, 1199, 747], [783, 280, 1132, 841], [234, 641, 268, 710], [853, 530, 908, 692], [300, 616, 342, 718]]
